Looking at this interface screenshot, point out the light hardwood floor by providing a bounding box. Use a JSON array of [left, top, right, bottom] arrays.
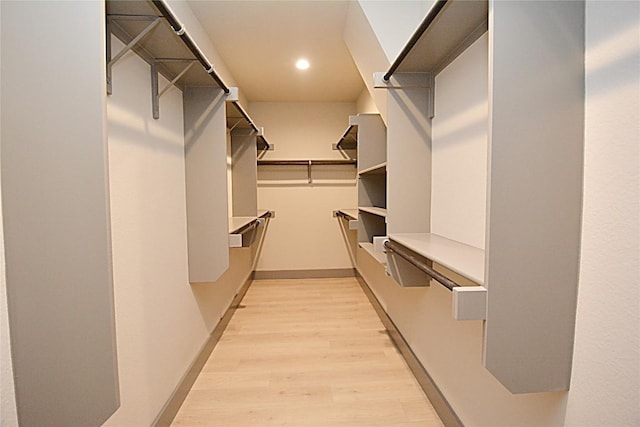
[[171, 278, 443, 427]]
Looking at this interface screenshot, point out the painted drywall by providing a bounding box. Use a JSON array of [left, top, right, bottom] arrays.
[[2, 2, 119, 424], [431, 33, 488, 250], [251, 102, 357, 273], [0, 5, 19, 423], [344, 1, 389, 123], [0, 136, 19, 427], [165, 0, 248, 107], [103, 38, 255, 426], [358, 0, 433, 62], [356, 88, 378, 114], [564, 2, 640, 425]]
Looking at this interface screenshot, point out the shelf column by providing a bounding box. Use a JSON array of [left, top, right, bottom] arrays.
[[184, 87, 230, 283]]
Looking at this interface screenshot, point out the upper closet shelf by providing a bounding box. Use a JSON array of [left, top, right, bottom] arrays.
[[106, 0, 271, 149], [359, 207, 387, 218], [387, 233, 484, 285], [226, 99, 272, 151], [358, 162, 386, 176], [333, 124, 357, 150], [335, 209, 359, 220], [382, 0, 488, 80], [106, 0, 229, 93]]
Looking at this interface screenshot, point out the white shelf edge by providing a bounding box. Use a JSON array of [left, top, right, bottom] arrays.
[[358, 161, 387, 176], [359, 242, 387, 265], [387, 232, 485, 285], [337, 209, 359, 220], [228, 216, 257, 234], [358, 206, 387, 218]]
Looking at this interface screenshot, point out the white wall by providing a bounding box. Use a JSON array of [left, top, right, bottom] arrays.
[[565, 2, 640, 425], [251, 102, 358, 273], [356, 88, 378, 114], [431, 33, 488, 249], [0, 3, 18, 424], [0, 7, 19, 424], [344, 2, 389, 123], [103, 38, 255, 426], [358, 0, 433, 62]]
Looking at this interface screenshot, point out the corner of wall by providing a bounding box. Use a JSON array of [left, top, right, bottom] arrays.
[[356, 87, 378, 114], [343, 1, 389, 124]]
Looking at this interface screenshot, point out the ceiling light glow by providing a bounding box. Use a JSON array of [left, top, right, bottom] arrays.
[[295, 58, 310, 70]]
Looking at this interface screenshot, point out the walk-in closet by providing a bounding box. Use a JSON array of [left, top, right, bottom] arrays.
[[1, 1, 638, 426]]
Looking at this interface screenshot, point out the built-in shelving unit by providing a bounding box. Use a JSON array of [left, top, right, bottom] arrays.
[[106, 0, 229, 118], [351, 114, 387, 262], [107, 0, 271, 152], [375, 0, 585, 394]]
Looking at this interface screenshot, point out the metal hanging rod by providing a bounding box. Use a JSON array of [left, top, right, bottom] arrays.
[[257, 159, 357, 184], [257, 160, 357, 166], [384, 240, 460, 291], [151, 0, 230, 94], [335, 211, 352, 220], [383, 0, 448, 81], [230, 101, 261, 135]]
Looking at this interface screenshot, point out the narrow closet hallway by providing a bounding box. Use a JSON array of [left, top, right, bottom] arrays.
[[171, 278, 443, 426], [3, 1, 637, 427]]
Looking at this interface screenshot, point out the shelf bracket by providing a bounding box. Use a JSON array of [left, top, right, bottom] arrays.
[[308, 160, 312, 184], [373, 72, 435, 118], [106, 15, 161, 95], [452, 286, 487, 321], [151, 59, 196, 119]]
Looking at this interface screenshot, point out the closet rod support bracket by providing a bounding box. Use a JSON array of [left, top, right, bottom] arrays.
[[374, 72, 435, 118], [151, 59, 197, 119], [452, 286, 487, 321], [106, 16, 161, 96], [225, 87, 240, 102]]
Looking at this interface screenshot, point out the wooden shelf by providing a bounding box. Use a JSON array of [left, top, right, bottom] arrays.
[[359, 242, 387, 266], [358, 162, 386, 176], [359, 207, 387, 218], [387, 233, 484, 285]]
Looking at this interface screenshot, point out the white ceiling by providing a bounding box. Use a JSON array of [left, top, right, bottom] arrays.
[[187, 0, 365, 103]]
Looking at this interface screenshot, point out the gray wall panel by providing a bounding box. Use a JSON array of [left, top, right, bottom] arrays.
[[184, 87, 230, 283], [1, 1, 119, 425]]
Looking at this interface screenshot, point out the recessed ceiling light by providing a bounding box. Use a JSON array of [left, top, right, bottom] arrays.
[[295, 58, 310, 70]]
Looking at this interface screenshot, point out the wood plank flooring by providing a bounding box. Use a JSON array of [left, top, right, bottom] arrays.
[[171, 278, 443, 426]]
